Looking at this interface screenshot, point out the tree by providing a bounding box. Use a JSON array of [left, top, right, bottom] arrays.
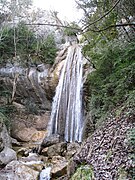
[[76, 0, 135, 37], [74, 0, 135, 127]]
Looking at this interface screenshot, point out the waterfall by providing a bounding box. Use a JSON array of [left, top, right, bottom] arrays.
[[48, 44, 83, 142]]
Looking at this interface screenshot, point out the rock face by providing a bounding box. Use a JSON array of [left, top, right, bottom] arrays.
[[74, 110, 135, 180], [0, 63, 51, 111]]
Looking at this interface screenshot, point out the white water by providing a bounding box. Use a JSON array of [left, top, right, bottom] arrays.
[[48, 44, 84, 142], [39, 167, 51, 180]]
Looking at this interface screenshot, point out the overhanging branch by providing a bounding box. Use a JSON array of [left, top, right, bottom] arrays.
[[82, 0, 121, 31], [25, 23, 82, 32], [25, 22, 135, 34], [87, 23, 135, 32]]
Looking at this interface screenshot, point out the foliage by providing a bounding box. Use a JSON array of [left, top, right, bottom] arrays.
[[0, 85, 15, 129], [86, 39, 135, 125], [71, 165, 94, 180], [0, 22, 57, 66], [64, 22, 80, 36]]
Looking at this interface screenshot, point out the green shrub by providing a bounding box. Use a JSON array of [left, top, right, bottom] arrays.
[[71, 165, 94, 180]]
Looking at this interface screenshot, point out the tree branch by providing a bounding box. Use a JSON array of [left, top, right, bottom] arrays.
[[87, 23, 135, 32], [83, 0, 121, 31], [25, 22, 135, 34], [25, 23, 82, 32]]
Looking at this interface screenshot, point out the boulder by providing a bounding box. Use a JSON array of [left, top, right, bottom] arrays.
[[12, 127, 37, 142], [41, 134, 60, 148], [12, 126, 46, 142], [0, 147, 17, 167], [11, 112, 50, 142], [0, 160, 39, 180], [42, 142, 67, 158], [51, 156, 68, 178]]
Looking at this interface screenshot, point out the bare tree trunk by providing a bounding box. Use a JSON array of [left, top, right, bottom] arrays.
[[13, 25, 17, 58], [11, 72, 19, 103]]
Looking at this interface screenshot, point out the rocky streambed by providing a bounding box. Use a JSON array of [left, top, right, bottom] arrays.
[[0, 110, 81, 180], [0, 105, 134, 180]]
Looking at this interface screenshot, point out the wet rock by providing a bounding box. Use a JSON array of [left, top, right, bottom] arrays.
[[0, 147, 17, 167], [20, 153, 41, 162], [43, 47, 68, 100], [20, 153, 44, 171], [17, 147, 30, 157], [41, 147, 48, 156]]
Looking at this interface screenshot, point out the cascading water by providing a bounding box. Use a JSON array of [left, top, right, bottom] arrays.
[[48, 44, 84, 142]]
